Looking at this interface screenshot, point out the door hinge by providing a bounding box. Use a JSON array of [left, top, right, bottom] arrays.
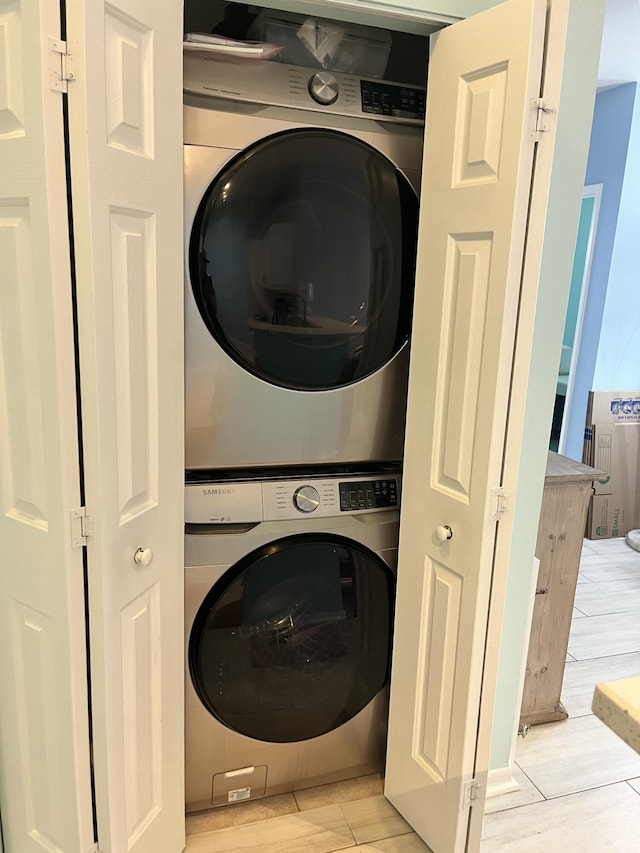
[[49, 37, 75, 93], [71, 507, 93, 548], [464, 778, 483, 806], [529, 97, 552, 142], [489, 487, 509, 522]]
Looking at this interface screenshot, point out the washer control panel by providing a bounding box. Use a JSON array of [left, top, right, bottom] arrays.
[[339, 478, 398, 512], [185, 472, 400, 525], [293, 484, 321, 512]]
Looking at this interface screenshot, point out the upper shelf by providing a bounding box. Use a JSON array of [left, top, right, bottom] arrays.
[[243, 0, 456, 34]]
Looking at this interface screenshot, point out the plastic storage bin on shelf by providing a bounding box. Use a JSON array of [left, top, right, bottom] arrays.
[[248, 10, 392, 78]]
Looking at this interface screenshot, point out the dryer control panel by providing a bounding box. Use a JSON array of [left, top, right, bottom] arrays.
[[183, 52, 425, 125], [185, 472, 401, 525]]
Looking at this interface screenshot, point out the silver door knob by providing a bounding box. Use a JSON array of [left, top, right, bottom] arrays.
[[435, 525, 453, 542], [133, 547, 153, 566]]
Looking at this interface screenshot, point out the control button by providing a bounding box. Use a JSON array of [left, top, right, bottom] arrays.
[[293, 485, 320, 513], [308, 71, 339, 105]]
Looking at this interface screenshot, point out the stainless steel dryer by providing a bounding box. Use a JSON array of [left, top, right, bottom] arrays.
[[184, 467, 400, 812], [184, 54, 424, 472]]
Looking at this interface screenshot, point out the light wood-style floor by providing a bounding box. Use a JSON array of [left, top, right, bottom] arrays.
[[185, 536, 640, 852]]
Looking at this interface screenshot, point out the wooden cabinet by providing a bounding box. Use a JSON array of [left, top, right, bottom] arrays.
[[520, 451, 600, 727]]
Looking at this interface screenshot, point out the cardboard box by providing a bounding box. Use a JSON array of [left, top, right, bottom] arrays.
[[582, 393, 640, 539], [588, 423, 640, 496], [587, 493, 631, 540], [587, 390, 640, 425], [583, 425, 593, 470]]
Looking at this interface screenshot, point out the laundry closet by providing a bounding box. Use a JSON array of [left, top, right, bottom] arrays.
[[181, 0, 431, 816], [0, 0, 604, 852]]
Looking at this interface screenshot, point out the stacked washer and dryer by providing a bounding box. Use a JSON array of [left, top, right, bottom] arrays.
[[183, 49, 425, 813]]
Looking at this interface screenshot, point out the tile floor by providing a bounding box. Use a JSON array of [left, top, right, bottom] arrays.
[[185, 536, 640, 852], [482, 535, 640, 851], [184, 774, 424, 852]]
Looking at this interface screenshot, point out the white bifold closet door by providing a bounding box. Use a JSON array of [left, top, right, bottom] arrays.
[[64, 0, 186, 849], [0, 0, 94, 849], [386, 0, 548, 851]]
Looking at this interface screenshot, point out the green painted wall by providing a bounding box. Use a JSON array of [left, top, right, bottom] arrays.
[[488, 0, 605, 771]]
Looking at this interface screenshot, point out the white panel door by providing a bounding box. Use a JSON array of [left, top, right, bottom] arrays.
[[65, 0, 184, 850], [385, 1, 546, 851], [0, 0, 94, 850]]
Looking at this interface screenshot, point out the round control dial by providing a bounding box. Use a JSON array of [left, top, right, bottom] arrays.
[[293, 485, 320, 513], [308, 72, 339, 106]]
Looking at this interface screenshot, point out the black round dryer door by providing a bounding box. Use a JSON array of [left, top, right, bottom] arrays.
[[189, 128, 419, 391], [189, 533, 396, 743]]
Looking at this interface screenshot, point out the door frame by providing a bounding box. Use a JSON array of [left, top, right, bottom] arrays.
[[558, 183, 602, 454], [480, 0, 606, 811]]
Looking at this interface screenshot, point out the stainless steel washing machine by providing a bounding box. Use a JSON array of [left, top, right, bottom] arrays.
[[184, 467, 400, 813], [184, 53, 424, 472]]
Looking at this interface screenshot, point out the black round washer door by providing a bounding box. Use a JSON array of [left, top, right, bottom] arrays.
[[188, 533, 395, 743], [189, 128, 418, 391]]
